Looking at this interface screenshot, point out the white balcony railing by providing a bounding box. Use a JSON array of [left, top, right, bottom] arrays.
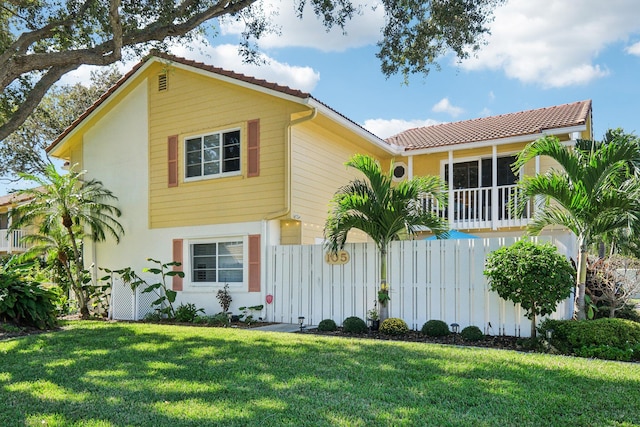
[[420, 184, 533, 230], [0, 228, 28, 253]]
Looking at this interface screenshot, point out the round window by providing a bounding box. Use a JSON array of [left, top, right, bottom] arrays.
[[393, 163, 406, 181]]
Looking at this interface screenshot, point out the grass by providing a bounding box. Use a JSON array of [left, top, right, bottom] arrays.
[[1, 322, 639, 427]]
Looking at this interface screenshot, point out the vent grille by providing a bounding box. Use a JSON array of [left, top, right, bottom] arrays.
[[158, 73, 168, 92]]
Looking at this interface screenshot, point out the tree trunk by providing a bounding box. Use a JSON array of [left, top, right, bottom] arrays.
[[575, 238, 588, 320], [379, 247, 389, 321], [530, 313, 537, 338]]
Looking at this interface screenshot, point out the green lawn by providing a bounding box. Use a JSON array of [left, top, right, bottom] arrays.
[[1, 322, 639, 427]]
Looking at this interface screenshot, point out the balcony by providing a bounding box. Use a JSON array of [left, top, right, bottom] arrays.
[[421, 184, 533, 230], [0, 229, 28, 253]]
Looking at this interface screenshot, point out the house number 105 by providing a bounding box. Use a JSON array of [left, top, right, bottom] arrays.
[[325, 250, 350, 265]]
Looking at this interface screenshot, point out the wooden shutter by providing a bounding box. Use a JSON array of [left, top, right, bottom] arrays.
[[248, 234, 261, 292], [247, 119, 260, 177], [168, 135, 178, 187], [172, 239, 184, 291]]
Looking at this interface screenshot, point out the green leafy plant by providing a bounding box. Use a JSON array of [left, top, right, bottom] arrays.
[[318, 319, 338, 332], [140, 258, 184, 319], [0, 262, 59, 329], [421, 320, 450, 337], [342, 316, 368, 334], [484, 240, 575, 337], [238, 305, 264, 325], [460, 325, 484, 341], [175, 303, 204, 323], [367, 306, 379, 321], [574, 345, 633, 362], [539, 318, 640, 358], [379, 317, 409, 336], [216, 284, 232, 313]]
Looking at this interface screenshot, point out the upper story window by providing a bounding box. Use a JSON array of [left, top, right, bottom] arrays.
[[185, 129, 240, 180]]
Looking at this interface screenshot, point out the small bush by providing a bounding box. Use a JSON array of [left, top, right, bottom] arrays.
[[421, 319, 450, 337], [342, 316, 368, 334], [208, 312, 231, 326], [174, 303, 204, 323], [380, 318, 409, 336], [460, 325, 484, 341], [0, 267, 58, 329], [318, 319, 337, 332], [143, 311, 163, 322], [539, 318, 640, 357], [575, 345, 633, 362]]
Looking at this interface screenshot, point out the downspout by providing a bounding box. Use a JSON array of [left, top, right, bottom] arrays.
[[264, 106, 318, 221]]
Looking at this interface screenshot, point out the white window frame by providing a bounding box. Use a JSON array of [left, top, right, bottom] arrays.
[[187, 236, 246, 287], [184, 128, 241, 182]]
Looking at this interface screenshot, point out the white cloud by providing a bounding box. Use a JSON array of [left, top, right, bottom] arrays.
[[171, 42, 321, 92], [461, 0, 640, 87], [220, 0, 384, 52], [432, 98, 464, 117], [59, 37, 321, 93], [362, 118, 441, 139], [626, 41, 640, 56]]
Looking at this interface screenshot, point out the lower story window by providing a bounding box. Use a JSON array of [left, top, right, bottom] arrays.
[[192, 240, 243, 283]]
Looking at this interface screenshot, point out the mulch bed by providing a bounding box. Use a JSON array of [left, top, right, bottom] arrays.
[[302, 328, 529, 351]]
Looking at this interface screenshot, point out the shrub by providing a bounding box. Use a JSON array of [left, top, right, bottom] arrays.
[[318, 319, 337, 332], [342, 316, 368, 334], [0, 266, 58, 329], [421, 319, 450, 337], [460, 325, 484, 341], [208, 312, 230, 327], [484, 241, 575, 337], [380, 317, 409, 336], [216, 284, 232, 313], [539, 318, 640, 357], [174, 303, 204, 323], [574, 345, 633, 362]]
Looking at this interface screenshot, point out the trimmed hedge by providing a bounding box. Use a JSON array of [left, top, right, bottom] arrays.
[[380, 318, 409, 336], [539, 318, 640, 361], [460, 325, 484, 341], [318, 319, 338, 332], [342, 316, 368, 334], [421, 319, 450, 337]]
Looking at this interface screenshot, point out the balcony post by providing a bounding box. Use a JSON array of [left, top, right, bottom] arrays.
[[491, 145, 498, 230], [447, 151, 454, 229]]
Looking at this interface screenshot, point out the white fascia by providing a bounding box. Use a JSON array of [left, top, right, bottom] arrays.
[[306, 99, 401, 156]]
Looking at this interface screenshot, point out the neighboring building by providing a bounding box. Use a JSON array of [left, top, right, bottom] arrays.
[[45, 52, 591, 314], [0, 192, 31, 255]]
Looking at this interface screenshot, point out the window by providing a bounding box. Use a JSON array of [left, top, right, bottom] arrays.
[[185, 129, 240, 179], [191, 240, 243, 283]]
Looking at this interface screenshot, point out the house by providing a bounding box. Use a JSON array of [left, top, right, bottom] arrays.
[[45, 51, 590, 316], [0, 192, 31, 255]]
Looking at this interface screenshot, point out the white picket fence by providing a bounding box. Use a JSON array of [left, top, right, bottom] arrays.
[[264, 237, 574, 337]]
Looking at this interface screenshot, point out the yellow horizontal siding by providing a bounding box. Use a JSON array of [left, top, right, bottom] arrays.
[[290, 120, 382, 244], [147, 64, 306, 228]]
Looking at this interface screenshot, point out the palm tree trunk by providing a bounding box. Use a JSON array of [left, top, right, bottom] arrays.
[[575, 238, 588, 320], [65, 223, 90, 319], [379, 247, 389, 321]]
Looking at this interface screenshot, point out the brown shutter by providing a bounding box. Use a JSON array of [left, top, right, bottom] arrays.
[[247, 119, 260, 177], [248, 234, 261, 292], [168, 135, 178, 187], [172, 239, 184, 291]]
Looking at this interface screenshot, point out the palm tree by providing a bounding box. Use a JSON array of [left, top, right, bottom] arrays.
[[10, 164, 124, 318], [324, 154, 449, 320], [513, 131, 640, 320]]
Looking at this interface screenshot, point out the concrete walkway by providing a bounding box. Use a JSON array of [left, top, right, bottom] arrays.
[[249, 323, 306, 333]]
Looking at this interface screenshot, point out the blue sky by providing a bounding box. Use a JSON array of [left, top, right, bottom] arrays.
[[2, 0, 640, 194]]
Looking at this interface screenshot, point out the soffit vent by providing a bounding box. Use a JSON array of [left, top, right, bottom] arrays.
[[158, 73, 168, 92]]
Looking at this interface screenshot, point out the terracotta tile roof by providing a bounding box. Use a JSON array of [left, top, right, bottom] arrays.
[[0, 191, 35, 207], [385, 100, 592, 150], [47, 51, 312, 153]]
